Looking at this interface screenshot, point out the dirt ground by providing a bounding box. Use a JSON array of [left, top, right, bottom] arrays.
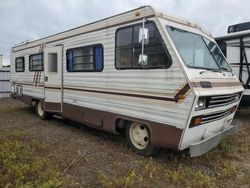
[[0, 98, 249, 188]]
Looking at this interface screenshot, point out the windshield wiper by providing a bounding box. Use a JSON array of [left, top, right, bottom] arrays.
[[199, 69, 222, 74], [220, 67, 235, 76], [220, 67, 230, 72], [200, 67, 235, 76]]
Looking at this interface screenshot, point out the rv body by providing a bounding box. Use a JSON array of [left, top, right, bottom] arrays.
[[10, 6, 243, 156], [216, 23, 250, 104]]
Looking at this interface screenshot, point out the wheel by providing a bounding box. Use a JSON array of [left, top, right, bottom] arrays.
[[35, 101, 50, 119], [125, 121, 159, 156]]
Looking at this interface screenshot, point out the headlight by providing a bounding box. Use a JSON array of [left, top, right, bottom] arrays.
[[235, 93, 240, 101], [195, 98, 206, 110]]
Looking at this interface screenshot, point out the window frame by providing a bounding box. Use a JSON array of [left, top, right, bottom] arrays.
[[15, 57, 25, 72], [29, 53, 44, 72], [115, 21, 172, 70], [66, 44, 104, 72]]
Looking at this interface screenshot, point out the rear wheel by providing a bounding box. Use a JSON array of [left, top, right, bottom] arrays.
[[125, 121, 158, 156], [35, 101, 49, 119]]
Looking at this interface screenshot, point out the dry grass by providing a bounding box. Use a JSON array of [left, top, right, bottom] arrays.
[[0, 98, 249, 187]]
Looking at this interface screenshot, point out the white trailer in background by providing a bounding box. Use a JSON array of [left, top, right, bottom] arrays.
[[216, 22, 250, 104], [10, 6, 243, 157]]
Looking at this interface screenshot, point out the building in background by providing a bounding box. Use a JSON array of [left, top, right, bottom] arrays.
[[0, 54, 10, 98]]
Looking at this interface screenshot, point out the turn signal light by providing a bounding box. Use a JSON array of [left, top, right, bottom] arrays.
[[193, 116, 202, 125], [190, 116, 202, 128]]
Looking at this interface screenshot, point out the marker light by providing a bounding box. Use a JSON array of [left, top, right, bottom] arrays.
[[135, 12, 140, 17]]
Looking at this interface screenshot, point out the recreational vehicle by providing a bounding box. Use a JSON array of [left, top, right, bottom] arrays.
[[10, 6, 244, 157], [216, 22, 250, 104]]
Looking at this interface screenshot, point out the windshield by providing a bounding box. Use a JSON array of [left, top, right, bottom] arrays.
[[166, 26, 231, 72]]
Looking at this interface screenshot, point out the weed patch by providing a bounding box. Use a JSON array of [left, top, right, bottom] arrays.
[[98, 159, 215, 188], [0, 135, 64, 188]]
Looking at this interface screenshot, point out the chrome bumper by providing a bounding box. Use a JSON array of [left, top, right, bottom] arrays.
[[189, 125, 237, 157]]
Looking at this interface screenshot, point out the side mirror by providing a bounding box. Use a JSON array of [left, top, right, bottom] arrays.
[[138, 54, 148, 65], [138, 28, 149, 44]]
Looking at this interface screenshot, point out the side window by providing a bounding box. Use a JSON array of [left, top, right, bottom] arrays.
[[66, 44, 103, 72], [15, 57, 25, 72], [29, 53, 43, 71], [115, 22, 172, 69], [48, 53, 58, 73], [116, 27, 133, 68]]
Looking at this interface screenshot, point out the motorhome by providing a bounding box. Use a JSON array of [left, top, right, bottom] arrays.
[[10, 6, 244, 157], [216, 22, 250, 104]]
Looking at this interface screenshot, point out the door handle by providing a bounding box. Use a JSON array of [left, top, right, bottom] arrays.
[[44, 76, 48, 82]]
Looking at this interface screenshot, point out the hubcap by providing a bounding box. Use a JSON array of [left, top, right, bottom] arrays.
[[129, 122, 149, 150], [37, 102, 44, 117]]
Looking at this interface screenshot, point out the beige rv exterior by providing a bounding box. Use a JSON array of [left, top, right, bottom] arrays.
[[10, 6, 243, 156]]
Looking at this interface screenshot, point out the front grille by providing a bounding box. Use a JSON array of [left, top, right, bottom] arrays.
[[201, 106, 236, 124], [190, 106, 236, 128], [207, 93, 240, 108]]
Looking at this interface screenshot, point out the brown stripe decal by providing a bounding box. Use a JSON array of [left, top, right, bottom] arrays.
[[14, 82, 44, 87], [63, 83, 190, 103], [191, 81, 242, 88], [174, 83, 190, 101], [34, 71, 40, 86], [32, 72, 37, 85], [64, 86, 176, 101], [14, 81, 191, 103], [37, 71, 41, 85], [45, 86, 61, 90]]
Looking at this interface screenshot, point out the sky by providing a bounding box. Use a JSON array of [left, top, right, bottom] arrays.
[[0, 0, 249, 65]]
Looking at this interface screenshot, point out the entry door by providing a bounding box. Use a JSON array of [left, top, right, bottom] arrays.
[[44, 45, 62, 112]]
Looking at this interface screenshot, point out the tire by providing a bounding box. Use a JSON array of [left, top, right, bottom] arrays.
[[35, 101, 50, 120], [125, 121, 159, 157]]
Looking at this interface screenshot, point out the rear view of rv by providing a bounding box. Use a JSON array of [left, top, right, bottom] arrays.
[[10, 6, 244, 157], [216, 22, 250, 104]]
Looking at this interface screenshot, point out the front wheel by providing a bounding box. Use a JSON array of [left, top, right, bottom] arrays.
[[35, 101, 49, 119], [125, 121, 159, 156]]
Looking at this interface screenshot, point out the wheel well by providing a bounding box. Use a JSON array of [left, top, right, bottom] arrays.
[[115, 118, 151, 134], [115, 118, 131, 133], [31, 99, 39, 107]]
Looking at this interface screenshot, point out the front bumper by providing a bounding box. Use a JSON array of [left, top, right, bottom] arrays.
[[189, 124, 237, 157]]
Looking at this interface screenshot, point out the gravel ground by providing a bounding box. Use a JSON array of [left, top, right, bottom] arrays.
[[0, 97, 249, 187]]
